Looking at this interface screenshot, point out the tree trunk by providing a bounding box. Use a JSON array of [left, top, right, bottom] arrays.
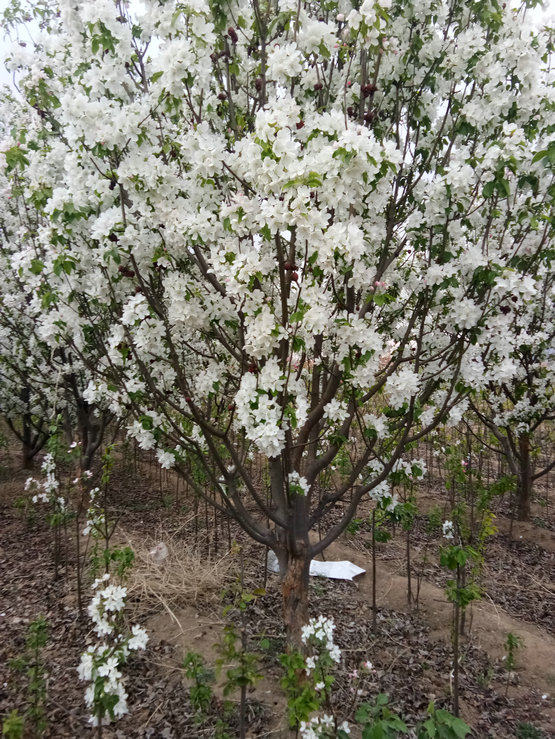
[[22, 441, 35, 469], [21, 408, 35, 469], [517, 433, 532, 521], [281, 549, 311, 648]]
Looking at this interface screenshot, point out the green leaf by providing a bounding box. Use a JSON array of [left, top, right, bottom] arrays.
[[482, 180, 495, 198], [52, 254, 76, 277], [29, 259, 44, 276], [306, 171, 322, 187], [496, 177, 510, 197], [4, 145, 29, 172], [318, 39, 331, 59]]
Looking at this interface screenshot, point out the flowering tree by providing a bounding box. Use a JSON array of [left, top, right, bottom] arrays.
[[3, 0, 552, 641], [0, 97, 112, 471], [471, 262, 554, 520]]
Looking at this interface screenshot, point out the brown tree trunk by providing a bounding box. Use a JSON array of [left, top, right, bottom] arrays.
[[22, 443, 34, 469], [21, 408, 35, 469], [281, 549, 311, 648], [517, 433, 532, 521]]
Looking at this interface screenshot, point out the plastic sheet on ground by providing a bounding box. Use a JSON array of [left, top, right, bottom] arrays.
[[267, 550, 365, 581]]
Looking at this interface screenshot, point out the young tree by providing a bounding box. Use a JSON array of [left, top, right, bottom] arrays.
[[3, 0, 552, 641]]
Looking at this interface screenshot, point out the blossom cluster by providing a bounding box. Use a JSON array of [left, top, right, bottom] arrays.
[[299, 616, 351, 737], [300, 714, 351, 738], [302, 615, 341, 672], [82, 487, 106, 537], [289, 471, 310, 497], [25, 453, 65, 510], [442, 520, 455, 541], [77, 574, 148, 726]]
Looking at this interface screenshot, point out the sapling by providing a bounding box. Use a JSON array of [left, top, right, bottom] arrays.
[[1, 711, 24, 739], [388, 458, 426, 609], [25, 419, 70, 581], [439, 533, 482, 716], [8, 617, 49, 736], [441, 439, 498, 637], [505, 632, 523, 671], [280, 615, 350, 736], [370, 505, 392, 629], [183, 651, 215, 719], [398, 496, 418, 609], [83, 445, 122, 579], [215, 624, 262, 739], [280, 648, 321, 730], [416, 701, 470, 738], [354, 694, 408, 738], [77, 573, 148, 733], [504, 631, 523, 696]]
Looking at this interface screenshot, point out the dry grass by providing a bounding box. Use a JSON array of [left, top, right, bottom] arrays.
[[124, 529, 234, 621]]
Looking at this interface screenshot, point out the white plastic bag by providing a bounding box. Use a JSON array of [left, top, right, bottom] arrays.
[[267, 550, 365, 581]]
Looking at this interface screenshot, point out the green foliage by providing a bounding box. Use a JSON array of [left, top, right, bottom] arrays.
[[444, 446, 467, 490], [397, 498, 418, 532], [279, 650, 320, 727], [504, 632, 523, 671], [516, 723, 544, 739], [90, 676, 120, 724], [13, 495, 36, 525], [7, 617, 48, 735], [45, 414, 64, 461], [346, 517, 364, 534], [445, 580, 482, 609], [355, 693, 408, 738], [373, 525, 392, 544], [426, 505, 442, 534], [439, 545, 478, 571], [101, 443, 116, 485], [183, 651, 214, 716], [417, 702, 471, 738], [4, 144, 29, 172], [221, 579, 265, 615], [215, 624, 262, 698], [1, 711, 24, 739], [479, 474, 514, 510], [106, 546, 135, 580]]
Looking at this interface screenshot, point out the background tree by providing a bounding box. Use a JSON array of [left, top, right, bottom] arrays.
[[0, 96, 112, 471], [471, 264, 554, 520]]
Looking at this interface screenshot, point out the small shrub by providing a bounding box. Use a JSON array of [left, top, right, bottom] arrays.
[[2, 710, 24, 739], [516, 723, 544, 739], [417, 702, 471, 738], [7, 617, 48, 735], [183, 651, 214, 716], [355, 694, 408, 737]]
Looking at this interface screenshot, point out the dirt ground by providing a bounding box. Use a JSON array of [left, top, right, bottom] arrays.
[[0, 446, 553, 737]]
